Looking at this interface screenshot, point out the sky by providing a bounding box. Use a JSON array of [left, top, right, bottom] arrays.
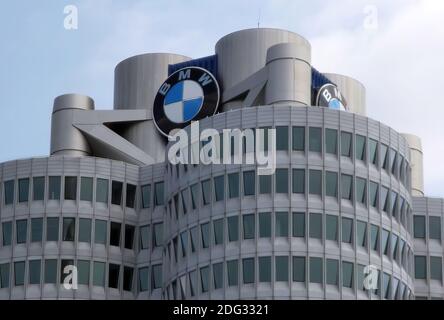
[[0, 0, 443, 197]]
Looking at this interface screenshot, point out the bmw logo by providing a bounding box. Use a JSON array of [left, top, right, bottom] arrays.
[[315, 83, 347, 111], [153, 67, 220, 137]]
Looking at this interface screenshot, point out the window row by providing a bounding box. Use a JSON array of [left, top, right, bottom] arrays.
[[0, 218, 163, 251], [168, 171, 412, 228], [414, 255, 443, 281], [0, 259, 162, 293], [165, 212, 412, 272], [165, 257, 412, 300], [2, 177, 166, 209], [413, 215, 442, 242]]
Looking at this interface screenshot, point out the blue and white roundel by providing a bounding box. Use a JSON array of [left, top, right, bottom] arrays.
[[163, 80, 204, 124]]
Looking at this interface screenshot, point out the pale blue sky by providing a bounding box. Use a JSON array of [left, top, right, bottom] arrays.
[[0, 0, 443, 197]]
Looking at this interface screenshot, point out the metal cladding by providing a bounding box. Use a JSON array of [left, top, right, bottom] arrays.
[[322, 73, 367, 116], [265, 43, 311, 105], [50, 94, 95, 157], [114, 53, 192, 163], [402, 133, 425, 196]]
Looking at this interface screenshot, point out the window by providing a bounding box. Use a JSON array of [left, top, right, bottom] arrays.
[[292, 169, 305, 194], [111, 181, 123, 205], [110, 222, 121, 247], [276, 256, 289, 282], [141, 184, 151, 208], [46, 217, 59, 242], [356, 177, 366, 205], [414, 216, 426, 239], [190, 227, 198, 253], [151, 265, 162, 290], [201, 179, 211, 205], [80, 177, 93, 202], [33, 177, 45, 201], [381, 186, 389, 213], [242, 258, 255, 284], [275, 169, 289, 194], [341, 174, 353, 201], [213, 263, 223, 290], [154, 182, 164, 206], [369, 181, 378, 208], [357, 221, 367, 248], [259, 212, 271, 238], [355, 135, 366, 161], [390, 149, 397, 175], [357, 264, 365, 291], [181, 190, 188, 215], [108, 264, 120, 289], [341, 131, 352, 157], [62, 218, 75, 242], [325, 171, 338, 198], [94, 220, 107, 245], [342, 261, 354, 288], [259, 175, 271, 194], [275, 212, 289, 237], [201, 223, 210, 248], [243, 214, 255, 240], [227, 216, 239, 242], [276, 126, 289, 151], [391, 234, 398, 260], [259, 256, 271, 283], [292, 126, 305, 151], [29, 260, 41, 285], [153, 223, 163, 248], [310, 257, 323, 284], [139, 225, 149, 250], [371, 224, 379, 251], [326, 215, 338, 241], [31, 218, 43, 243], [16, 220, 27, 244], [45, 259, 57, 284], [228, 173, 240, 199], [18, 178, 29, 203], [79, 218, 92, 243], [391, 191, 398, 217], [381, 144, 389, 170], [429, 216, 441, 241], [200, 266, 210, 293], [190, 184, 199, 209], [382, 229, 390, 256], [309, 127, 322, 153], [214, 175, 225, 201], [180, 231, 188, 257], [326, 259, 339, 285], [4, 180, 14, 205], [2, 222, 12, 246], [293, 257, 306, 282], [243, 171, 255, 196], [126, 184, 136, 208], [77, 260, 90, 285], [213, 219, 224, 245], [325, 128, 338, 155], [0, 263, 10, 288], [48, 176, 61, 200], [227, 260, 239, 286], [96, 178, 109, 204], [309, 170, 322, 196], [292, 212, 305, 238], [64, 176, 77, 200], [138, 267, 149, 292], [14, 261, 25, 286], [369, 139, 378, 166], [309, 213, 322, 239], [342, 217, 353, 244], [93, 262, 106, 287], [415, 256, 427, 279], [123, 267, 134, 291], [430, 257, 442, 281], [125, 225, 135, 250]]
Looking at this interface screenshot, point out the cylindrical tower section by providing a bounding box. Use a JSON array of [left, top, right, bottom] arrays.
[[323, 73, 366, 116], [215, 28, 311, 110], [402, 133, 424, 196], [265, 43, 311, 105], [50, 94, 94, 157], [113, 53, 192, 163]]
